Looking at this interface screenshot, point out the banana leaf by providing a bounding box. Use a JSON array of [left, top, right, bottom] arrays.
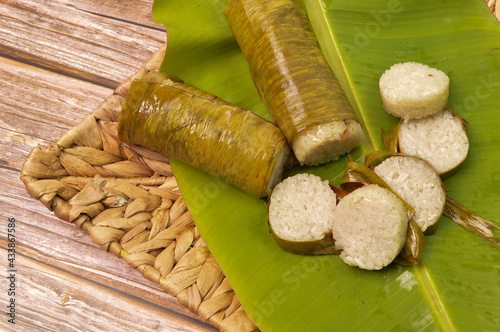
[[152, 0, 500, 331]]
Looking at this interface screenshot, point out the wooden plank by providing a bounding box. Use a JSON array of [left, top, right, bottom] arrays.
[[0, 0, 218, 330], [60, 0, 163, 27], [0, 56, 110, 130], [0, 245, 217, 331], [0, 0, 166, 88], [0, 56, 111, 171]]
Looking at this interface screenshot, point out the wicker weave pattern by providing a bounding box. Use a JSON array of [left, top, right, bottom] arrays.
[[20, 44, 258, 332]]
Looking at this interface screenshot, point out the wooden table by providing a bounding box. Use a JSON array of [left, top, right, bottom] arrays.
[[0, 0, 216, 330], [3, 1, 500, 331]]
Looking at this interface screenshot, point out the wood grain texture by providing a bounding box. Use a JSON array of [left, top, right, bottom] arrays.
[[0, 0, 216, 330], [3, 1, 497, 331], [0, 0, 165, 88]]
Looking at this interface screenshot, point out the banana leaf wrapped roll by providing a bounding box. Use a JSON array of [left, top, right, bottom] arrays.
[[224, 0, 364, 166], [118, 74, 291, 197], [137, 71, 233, 106]]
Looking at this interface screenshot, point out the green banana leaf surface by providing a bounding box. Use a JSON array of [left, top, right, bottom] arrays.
[[152, 0, 500, 331]]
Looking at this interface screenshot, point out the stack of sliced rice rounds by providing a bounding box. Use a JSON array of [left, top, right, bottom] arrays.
[[376, 61, 470, 233], [379, 62, 470, 178], [268, 61, 472, 271]]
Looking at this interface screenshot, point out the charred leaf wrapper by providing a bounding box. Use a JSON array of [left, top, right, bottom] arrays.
[[225, 0, 364, 166], [118, 72, 290, 198]]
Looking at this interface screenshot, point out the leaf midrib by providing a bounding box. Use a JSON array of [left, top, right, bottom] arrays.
[[415, 261, 456, 331], [306, 1, 456, 330], [305, 0, 382, 154]]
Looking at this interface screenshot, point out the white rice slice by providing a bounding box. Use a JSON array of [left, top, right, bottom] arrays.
[[331, 184, 408, 270], [292, 120, 365, 166], [268, 173, 336, 242], [398, 109, 469, 176], [374, 155, 446, 232], [379, 62, 449, 120]]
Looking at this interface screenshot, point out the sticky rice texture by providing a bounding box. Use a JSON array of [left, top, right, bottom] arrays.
[[379, 62, 449, 120], [398, 109, 469, 175], [292, 120, 365, 166], [268, 173, 336, 242], [331, 185, 408, 270], [374, 156, 446, 232]]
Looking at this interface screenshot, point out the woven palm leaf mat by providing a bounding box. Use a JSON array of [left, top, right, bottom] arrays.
[[20, 44, 257, 332], [19, 2, 499, 332]]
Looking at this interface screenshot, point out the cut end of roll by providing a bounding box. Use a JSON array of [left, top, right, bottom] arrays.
[[374, 155, 446, 232], [379, 62, 449, 120], [292, 120, 365, 166], [268, 173, 337, 253], [332, 184, 408, 270]]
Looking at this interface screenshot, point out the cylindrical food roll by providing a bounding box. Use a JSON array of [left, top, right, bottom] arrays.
[[118, 73, 290, 197], [137, 71, 233, 106], [225, 0, 364, 166]]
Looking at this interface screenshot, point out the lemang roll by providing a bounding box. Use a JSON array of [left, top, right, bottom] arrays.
[[224, 0, 364, 166], [118, 72, 291, 198]]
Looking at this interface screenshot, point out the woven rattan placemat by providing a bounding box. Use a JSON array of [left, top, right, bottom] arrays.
[[20, 2, 499, 331], [20, 44, 257, 332]]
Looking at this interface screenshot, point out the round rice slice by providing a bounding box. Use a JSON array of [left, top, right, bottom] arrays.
[[292, 120, 365, 166], [379, 62, 449, 120], [331, 184, 408, 270], [268, 173, 337, 254], [398, 109, 469, 178], [374, 155, 446, 232]]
